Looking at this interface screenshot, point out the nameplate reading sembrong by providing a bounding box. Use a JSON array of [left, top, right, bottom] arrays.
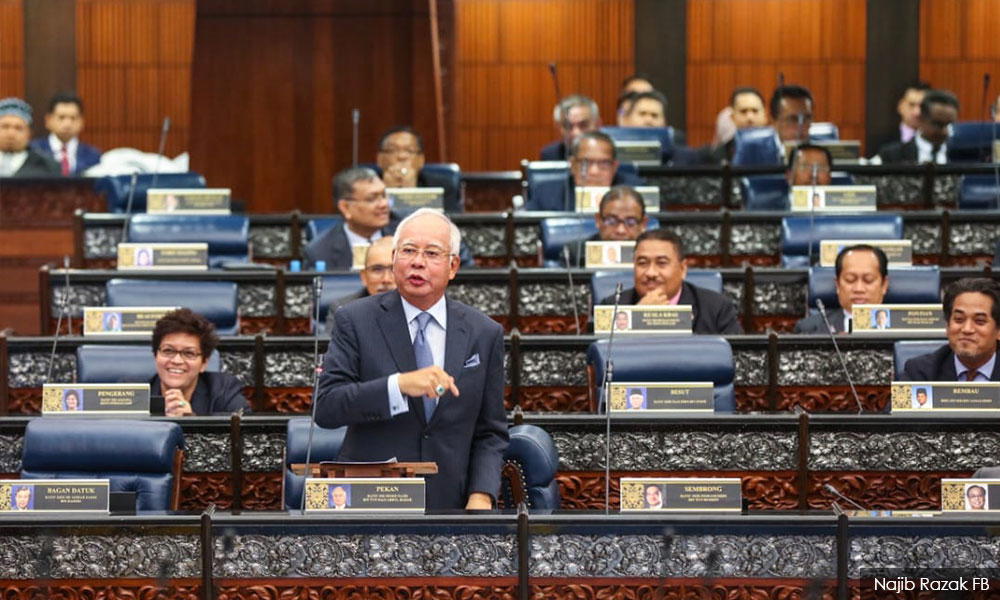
[[146, 188, 231, 214], [304, 478, 424, 513], [83, 306, 179, 337], [117, 243, 208, 271], [593, 305, 692, 335], [818, 239, 912, 267], [852, 304, 944, 334], [585, 241, 635, 269], [941, 478, 1000, 512], [0, 479, 109, 513], [386, 187, 445, 212], [790, 185, 877, 212], [609, 382, 714, 413], [42, 383, 151, 416], [620, 477, 742, 512], [891, 382, 1000, 412], [575, 186, 659, 213]]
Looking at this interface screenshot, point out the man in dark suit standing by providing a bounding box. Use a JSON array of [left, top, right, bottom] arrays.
[[877, 90, 959, 165], [316, 208, 508, 510], [794, 245, 889, 334], [904, 278, 1000, 382], [29, 93, 101, 176]]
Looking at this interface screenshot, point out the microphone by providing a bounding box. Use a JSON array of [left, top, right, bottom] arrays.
[[982, 74, 992, 121], [151, 116, 171, 189], [816, 299, 863, 414], [985, 73, 1000, 207], [120, 172, 139, 245], [300, 275, 325, 512], [46, 256, 73, 383], [548, 62, 561, 101], [562, 245, 581, 334], [824, 483, 866, 511], [807, 163, 819, 264], [601, 282, 623, 514], [351, 108, 360, 167]]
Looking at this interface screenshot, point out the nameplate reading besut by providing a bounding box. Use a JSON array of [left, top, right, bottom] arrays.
[[852, 304, 944, 334], [42, 383, 151, 415], [146, 188, 231, 214], [387, 187, 445, 212], [818, 239, 913, 267], [117, 243, 208, 271], [609, 382, 714, 413], [575, 186, 659, 213], [83, 306, 179, 336], [0, 479, 109, 513], [620, 477, 742, 512], [790, 185, 877, 212], [891, 382, 1000, 412], [350, 244, 369, 270], [593, 305, 693, 335], [941, 478, 1000, 512], [585, 241, 635, 269], [615, 140, 662, 167], [303, 478, 425, 513]]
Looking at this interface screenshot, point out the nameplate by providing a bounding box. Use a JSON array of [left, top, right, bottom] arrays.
[[117, 243, 208, 271], [995, 140, 1000, 163], [585, 241, 634, 269], [386, 187, 444, 212], [815, 140, 862, 163], [593, 305, 693, 335], [790, 185, 877, 212], [818, 239, 913, 267], [0, 479, 109, 513], [83, 306, 178, 336], [891, 382, 1000, 412], [852, 304, 944, 334], [615, 140, 662, 166], [303, 478, 425, 513], [620, 477, 742, 512], [609, 382, 714, 413], [146, 188, 231, 214], [350, 244, 368, 271], [42, 383, 151, 415], [941, 478, 1000, 512], [575, 186, 659, 213]]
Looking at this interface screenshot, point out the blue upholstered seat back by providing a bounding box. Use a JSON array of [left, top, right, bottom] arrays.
[[807, 266, 941, 309], [732, 127, 781, 166], [106, 278, 239, 335], [741, 173, 854, 211], [599, 126, 676, 162], [590, 269, 724, 305], [893, 340, 947, 380], [127, 214, 250, 266], [781, 215, 903, 267], [959, 175, 1000, 210], [77, 344, 221, 383], [502, 424, 561, 511], [95, 172, 206, 213], [538, 216, 661, 265], [947, 122, 1000, 163], [283, 417, 347, 510]]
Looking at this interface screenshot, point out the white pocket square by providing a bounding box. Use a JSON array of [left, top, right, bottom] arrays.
[[463, 354, 480, 368]]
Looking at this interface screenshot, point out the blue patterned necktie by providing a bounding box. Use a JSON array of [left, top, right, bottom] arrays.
[[413, 312, 437, 420]]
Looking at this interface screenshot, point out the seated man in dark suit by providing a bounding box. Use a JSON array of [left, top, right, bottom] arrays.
[[600, 229, 742, 334], [0, 97, 60, 177], [787, 144, 833, 187], [904, 278, 1000, 382], [619, 90, 667, 128], [565, 185, 649, 267], [316, 208, 508, 511], [771, 84, 814, 145], [540, 94, 600, 160], [376, 126, 425, 188], [876, 89, 959, 165], [29, 93, 102, 176], [325, 237, 396, 333], [794, 244, 889, 334], [873, 82, 930, 152]]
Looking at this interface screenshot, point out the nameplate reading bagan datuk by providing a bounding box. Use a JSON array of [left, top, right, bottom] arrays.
[[116, 243, 208, 271], [303, 478, 425, 513], [852, 304, 944, 334], [0, 479, 109, 513], [609, 382, 714, 413], [575, 186, 659, 213], [620, 477, 742, 512], [941, 478, 1000, 512], [816, 140, 862, 163], [585, 241, 635, 269], [386, 187, 445, 212], [83, 306, 179, 336], [593, 305, 693, 335], [42, 383, 151, 416], [615, 140, 662, 167], [350, 244, 369, 271], [146, 188, 231, 214], [891, 382, 1000, 412], [818, 239, 913, 267], [790, 185, 877, 212]]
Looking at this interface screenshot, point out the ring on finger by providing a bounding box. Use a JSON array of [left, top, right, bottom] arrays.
[[434, 384, 446, 396]]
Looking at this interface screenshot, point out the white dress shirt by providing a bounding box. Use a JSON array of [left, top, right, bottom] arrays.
[[914, 134, 948, 164], [343, 223, 383, 247], [48, 133, 78, 173], [386, 295, 448, 416], [0, 151, 28, 176]]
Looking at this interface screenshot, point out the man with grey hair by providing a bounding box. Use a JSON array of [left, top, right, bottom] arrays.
[[316, 208, 508, 511], [0, 97, 60, 177], [540, 94, 601, 160]]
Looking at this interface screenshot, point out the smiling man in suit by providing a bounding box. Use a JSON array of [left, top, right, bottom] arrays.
[[315, 208, 508, 511]]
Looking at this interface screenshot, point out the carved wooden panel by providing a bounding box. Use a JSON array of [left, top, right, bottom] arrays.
[[178, 471, 283, 511], [506, 386, 590, 412], [238, 317, 279, 335], [0, 582, 202, 599], [777, 386, 890, 413], [261, 387, 312, 413], [518, 316, 590, 335], [808, 471, 975, 511], [750, 316, 799, 333], [7, 388, 40, 414], [0, 182, 105, 228], [731, 256, 781, 267], [735, 386, 769, 412], [463, 179, 520, 213]]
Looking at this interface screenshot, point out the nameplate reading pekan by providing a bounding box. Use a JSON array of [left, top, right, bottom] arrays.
[[575, 186, 659, 213], [609, 382, 714, 413], [852, 304, 944, 334], [303, 478, 425, 513], [615, 140, 662, 167], [0, 479, 109, 513], [585, 241, 635, 269], [350, 244, 369, 271], [790, 185, 877, 212], [819, 239, 913, 267], [940, 478, 1000, 512], [891, 382, 1000, 412], [42, 383, 151, 415], [386, 187, 445, 212], [83, 306, 179, 337], [620, 477, 742, 512], [593, 305, 693, 335], [117, 243, 208, 271], [146, 188, 231, 214]]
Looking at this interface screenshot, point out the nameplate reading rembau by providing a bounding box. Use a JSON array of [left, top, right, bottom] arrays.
[[0, 479, 109, 513], [593, 305, 693, 335], [940, 478, 1000, 512], [117, 243, 208, 271], [350, 244, 369, 271], [609, 382, 714, 413], [83, 306, 179, 336], [585, 241, 635, 269], [891, 382, 1000, 412], [615, 140, 662, 167], [42, 383, 151, 415], [575, 186, 659, 213], [819, 239, 913, 267], [620, 477, 742, 512], [852, 304, 944, 334], [387, 187, 445, 212], [303, 478, 425, 513], [790, 185, 877, 212], [146, 188, 231, 214]]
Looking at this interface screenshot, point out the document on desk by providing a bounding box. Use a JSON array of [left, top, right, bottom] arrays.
[[303, 477, 424, 513]]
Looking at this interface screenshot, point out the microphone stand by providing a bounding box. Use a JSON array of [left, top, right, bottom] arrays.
[[562, 246, 581, 334], [816, 299, 863, 414], [601, 282, 623, 514], [46, 256, 73, 382], [151, 116, 171, 189], [351, 109, 360, 168], [807, 163, 818, 265], [300, 275, 325, 513], [824, 483, 866, 511]]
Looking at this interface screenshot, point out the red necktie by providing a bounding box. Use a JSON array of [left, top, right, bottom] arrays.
[[60, 144, 70, 176]]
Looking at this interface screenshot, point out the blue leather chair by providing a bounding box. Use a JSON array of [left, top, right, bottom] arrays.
[[732, 127, 782, 166], [741, 173, 855, 211], [947, 122, 1000, 163], [808, 122, 840, 141], [808, 266, 941, 310], [106, 278, 240, 335], [781, 215, 903, 267], [959, 175, 1000, 210], [588, 336, 736, 412], [893, 340, 946, 380], [590, 269, 723, 305], [538, 216, 661, 267], [77, 345, 222, 383], [305, 217, 344, 242], [126, 214, 250, 267], [502, 424, 560, 512], [522, 161, 645, 212], [21, 418, 184, 511], [283, 417, 347, 510], [600, 126, 676, 163], [316, 274, 365, 332], [95, 172, 207, 213], [359, 163, 463, 212]]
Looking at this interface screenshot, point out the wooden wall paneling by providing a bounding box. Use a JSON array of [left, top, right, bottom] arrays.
[[0, 0, 24, 98]]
